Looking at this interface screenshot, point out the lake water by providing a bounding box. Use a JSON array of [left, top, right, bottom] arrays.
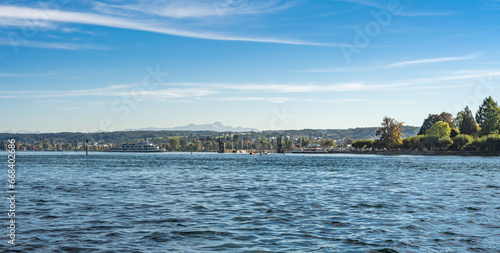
[[3, 152, 500, 252]]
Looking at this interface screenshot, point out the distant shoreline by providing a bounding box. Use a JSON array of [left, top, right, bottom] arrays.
[[324, 150, 500, 157], [7, 150, 500, 157]]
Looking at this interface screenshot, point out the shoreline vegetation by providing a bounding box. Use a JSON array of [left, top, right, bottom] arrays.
[[363, 96, 500, 156], [2, 96, 500, 156], [8, 148, 500, 155]]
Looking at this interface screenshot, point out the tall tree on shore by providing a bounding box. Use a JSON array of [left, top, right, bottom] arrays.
[[321, 139, 336, 148], [180, 139, 188, 150], [302, 139, 312, 147], [459, 106, 478, 136], [418, 112, 455, 135], [426, 121, 451, 138], [169, 138, 180, 151], [285, 139, 294, 151], [376, 117, 403, 148], [455, 110, 464, 128], [476, 97, 500, 135]]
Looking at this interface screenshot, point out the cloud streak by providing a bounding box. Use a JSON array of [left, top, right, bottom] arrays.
[[218, 97, 291, 103], [0, 84, 215, 99], [3, 69, 499, 100], [0, 37, 107, 50], [305, 52, 483, 72], [0, 5, 332, 47], [95, 0, 296, 19], [331, 0, 387, 9], [395, 11, 454, 17], [388, 52, 482, 67], [331, 0, 454, 17], [219, 83, 374, 92]]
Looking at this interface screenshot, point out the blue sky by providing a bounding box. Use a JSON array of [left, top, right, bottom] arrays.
[[1, 0, 500, 132]]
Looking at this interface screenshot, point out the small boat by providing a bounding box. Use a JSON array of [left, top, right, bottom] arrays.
[[110, 140, 165, 152], [291, 145, 327, 153]]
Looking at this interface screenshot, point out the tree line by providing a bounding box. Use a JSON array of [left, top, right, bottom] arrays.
[[352, 96, 500, 152], [0, 127, 419, 152]]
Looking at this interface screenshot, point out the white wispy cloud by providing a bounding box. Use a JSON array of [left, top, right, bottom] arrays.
[[0, 37, 107, 50], [395, 11, 454, 17], [305, 52, 483, 72], [371, 100, 416, 105], [0, 71, 57, 77], [388, 52, 482, 67], [4, 68, 499, 100], [331, 0, 453, 17], [95, 0, 296, 19], [331, 0, 387, 9], [220, 70, 500, 93], [0, 5, 333, 47], [0, 84, 215, 99], [304, 66, 381, 73], [218, 97, 291, 103], [219, 83, 374, 92], [410, 70, 500, 83], [0, 17, 56, 28], [60, 106, 84, 111]]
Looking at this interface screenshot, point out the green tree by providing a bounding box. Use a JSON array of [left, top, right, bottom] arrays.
[[459, 106, 478, 136], [285, 139, 294, 151], [42, 141, 50, 150], [418, 112, 455, 135], [365, 139, 374, 149], [450, 128, 460, 138], [180, 139, 188, 151], [302, 139, 312, 147], [376, 117, 403, 149], [453, 134, 473, 150], [195, 140, 203, 151], [484, 134, 500, 151], [421, 135, 439, 150], [426, 121, 451, 138], [476, 97, 500, 135], [402, 135, 425, 150], [438, 136, 453, 150], [352, 139, 374, 150], [455, 110, 464, 128], [321, 139, 336, 148], [169, 138, 180, 151], [63, 143, 74, 151], [203, 141, 213, 151], [352, 140, 362, 150]]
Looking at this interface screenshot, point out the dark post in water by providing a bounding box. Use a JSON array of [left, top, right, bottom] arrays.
[[217, 137, 225, 154], [277, 133, 285, 154]]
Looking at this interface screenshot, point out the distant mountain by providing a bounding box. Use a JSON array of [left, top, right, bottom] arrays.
[[0, 129, 41, 134], [126, 122, 259, 132]]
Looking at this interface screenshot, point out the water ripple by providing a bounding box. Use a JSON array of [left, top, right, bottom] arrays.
[[8, 152, 500, 252]]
